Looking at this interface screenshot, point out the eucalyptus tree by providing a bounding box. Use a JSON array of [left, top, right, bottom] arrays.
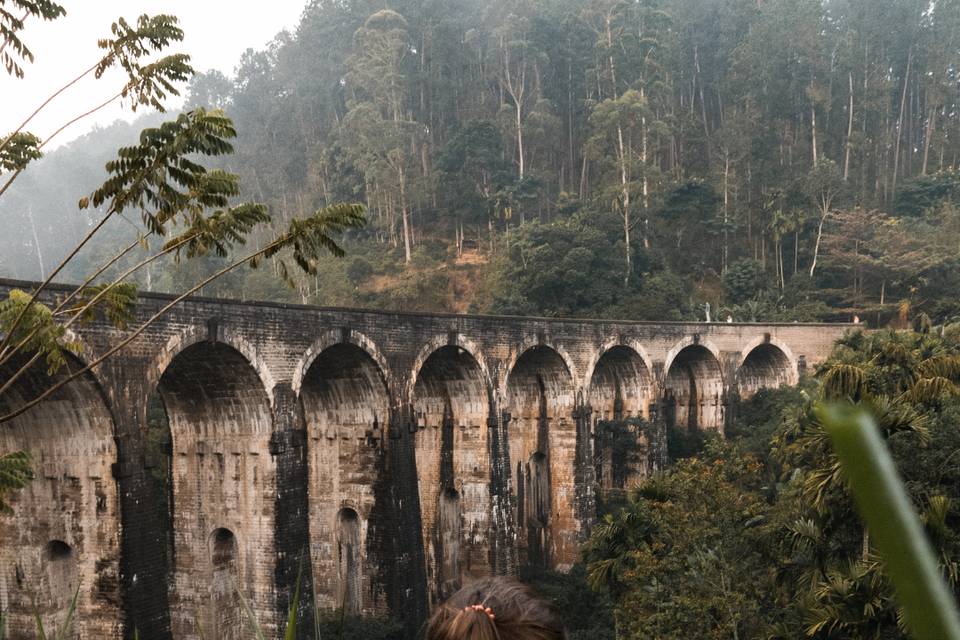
[[487, 2, 545, 181], [344, 9, 421, 262], [587, 90, 648, 282], [805, 158, 845, 278]]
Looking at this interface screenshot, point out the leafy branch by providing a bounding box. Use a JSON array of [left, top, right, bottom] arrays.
[[0, 108, 241, 369], [0, 203, 365, 424], [0, 12, 193, 187], [0, 0, 65, 78]]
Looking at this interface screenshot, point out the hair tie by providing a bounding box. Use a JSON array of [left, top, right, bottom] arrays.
[[463, 603, 495, 621]]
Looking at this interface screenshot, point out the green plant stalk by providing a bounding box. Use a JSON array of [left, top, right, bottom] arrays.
[[236, 577, 267, 640], [53, 585, 80, 640], [819, 403, 960, 640], [284, 558, 303, 640]]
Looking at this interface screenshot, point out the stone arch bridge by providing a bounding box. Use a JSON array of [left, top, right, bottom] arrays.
[[0, 280, 850, 639]]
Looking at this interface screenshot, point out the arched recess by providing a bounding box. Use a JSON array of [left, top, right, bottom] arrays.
[[209, 528, 241, 639], [299, 342, 389, 613], [505, 345, 576, 570], [663, 343, 725, 431], [336, 508, 362, 615], [156, 341, 276, 639], [412, 344, 491, 605], [588, 345, 656, 490], [0, 354, 121, 638], [737, 341, 797, 399]]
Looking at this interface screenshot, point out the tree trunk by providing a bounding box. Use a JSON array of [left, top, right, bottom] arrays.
[[516, 101, 525, 178], [399, 166, 412, 264], [892, 49, 913, 198], [579, 153, 589, 199], [27, 206, 45, 279], [722, 154, 730, 273], [794, 230, 799, 275], [809, 212, 826, 278], [567, 52, 574, 193], [778, 238, 785, 289], [641, 87, 650, 249], [811, 104, 818, 167], [844, 71, 854, 180], [922, 105, 935, 176], [618, 123, 631, 284]]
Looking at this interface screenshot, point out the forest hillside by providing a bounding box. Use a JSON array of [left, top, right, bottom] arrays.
[[3, 0, 960, 324]]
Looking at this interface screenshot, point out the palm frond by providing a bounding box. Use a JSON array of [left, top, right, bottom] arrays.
[[821, 363, 867, 400], [917, 355, 960, 382]]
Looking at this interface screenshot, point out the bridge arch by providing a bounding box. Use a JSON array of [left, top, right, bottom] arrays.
[[504, 343, 577, 570], [501, 337, 579, 395], [737, 337, 798, 398], [293, 329, 392, 396], [586, 341, 655, 421], [59, 329, 114, 407], [587, 342, 656, 491], [298, 335, 390, 614], [407, 334, 492, 402], [662, 337, 725, 431], [152, 339, 277, 638], [0, 352, 121, 637], [411, 338, 493, 604], [147, 325, 277, 408]]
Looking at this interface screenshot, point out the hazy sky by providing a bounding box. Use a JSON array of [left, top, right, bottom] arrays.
[[2, 1, 308, 148]]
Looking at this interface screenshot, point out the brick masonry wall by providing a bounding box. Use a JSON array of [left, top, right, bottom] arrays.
[[0, 279, 852, 637]]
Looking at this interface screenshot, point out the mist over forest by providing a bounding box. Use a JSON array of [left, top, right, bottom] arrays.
[[5, 0, 960, 324]]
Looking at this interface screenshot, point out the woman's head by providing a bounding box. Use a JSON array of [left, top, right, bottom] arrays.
[[424, 577, 564, 640]]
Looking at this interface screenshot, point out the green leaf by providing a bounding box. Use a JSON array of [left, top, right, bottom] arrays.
[[284, 557, 304, 640], [236, 579, 267, 640], [256, 203, 366, 282], [0, 131, 42, 173], [65, 283, 139, 330], [0, 451, 32, 513], [0, 2, 66, 78], [53, 584, 80, 640], [164, 202, 269, 262], [818, 403, 960, 640], [0, 289, 78, 374], [85, 108, 240, 233]]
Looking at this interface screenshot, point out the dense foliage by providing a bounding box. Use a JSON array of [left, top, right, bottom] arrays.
[[583, 326, 960, 638], [5, 0, 960, 323]]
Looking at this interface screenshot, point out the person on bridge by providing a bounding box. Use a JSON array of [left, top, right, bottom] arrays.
[[424, 576, 565, 640]]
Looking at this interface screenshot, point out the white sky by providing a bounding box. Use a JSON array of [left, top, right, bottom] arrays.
[[1, 1, 308, 148]]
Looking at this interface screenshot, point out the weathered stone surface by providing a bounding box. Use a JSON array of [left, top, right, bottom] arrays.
[[0, 279, 850, 638]]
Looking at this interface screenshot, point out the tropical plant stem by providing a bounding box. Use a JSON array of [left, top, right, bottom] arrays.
[[0, 90, 124, 199], [0, 60, 99, 156], [0, 236, 287, 423], [0, 208, 116, 361], [0, 235, 142, 371], [0, 233, 192, 398]]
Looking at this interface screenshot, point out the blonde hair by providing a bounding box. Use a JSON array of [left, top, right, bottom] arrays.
[[424, 577, 564, 640]]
